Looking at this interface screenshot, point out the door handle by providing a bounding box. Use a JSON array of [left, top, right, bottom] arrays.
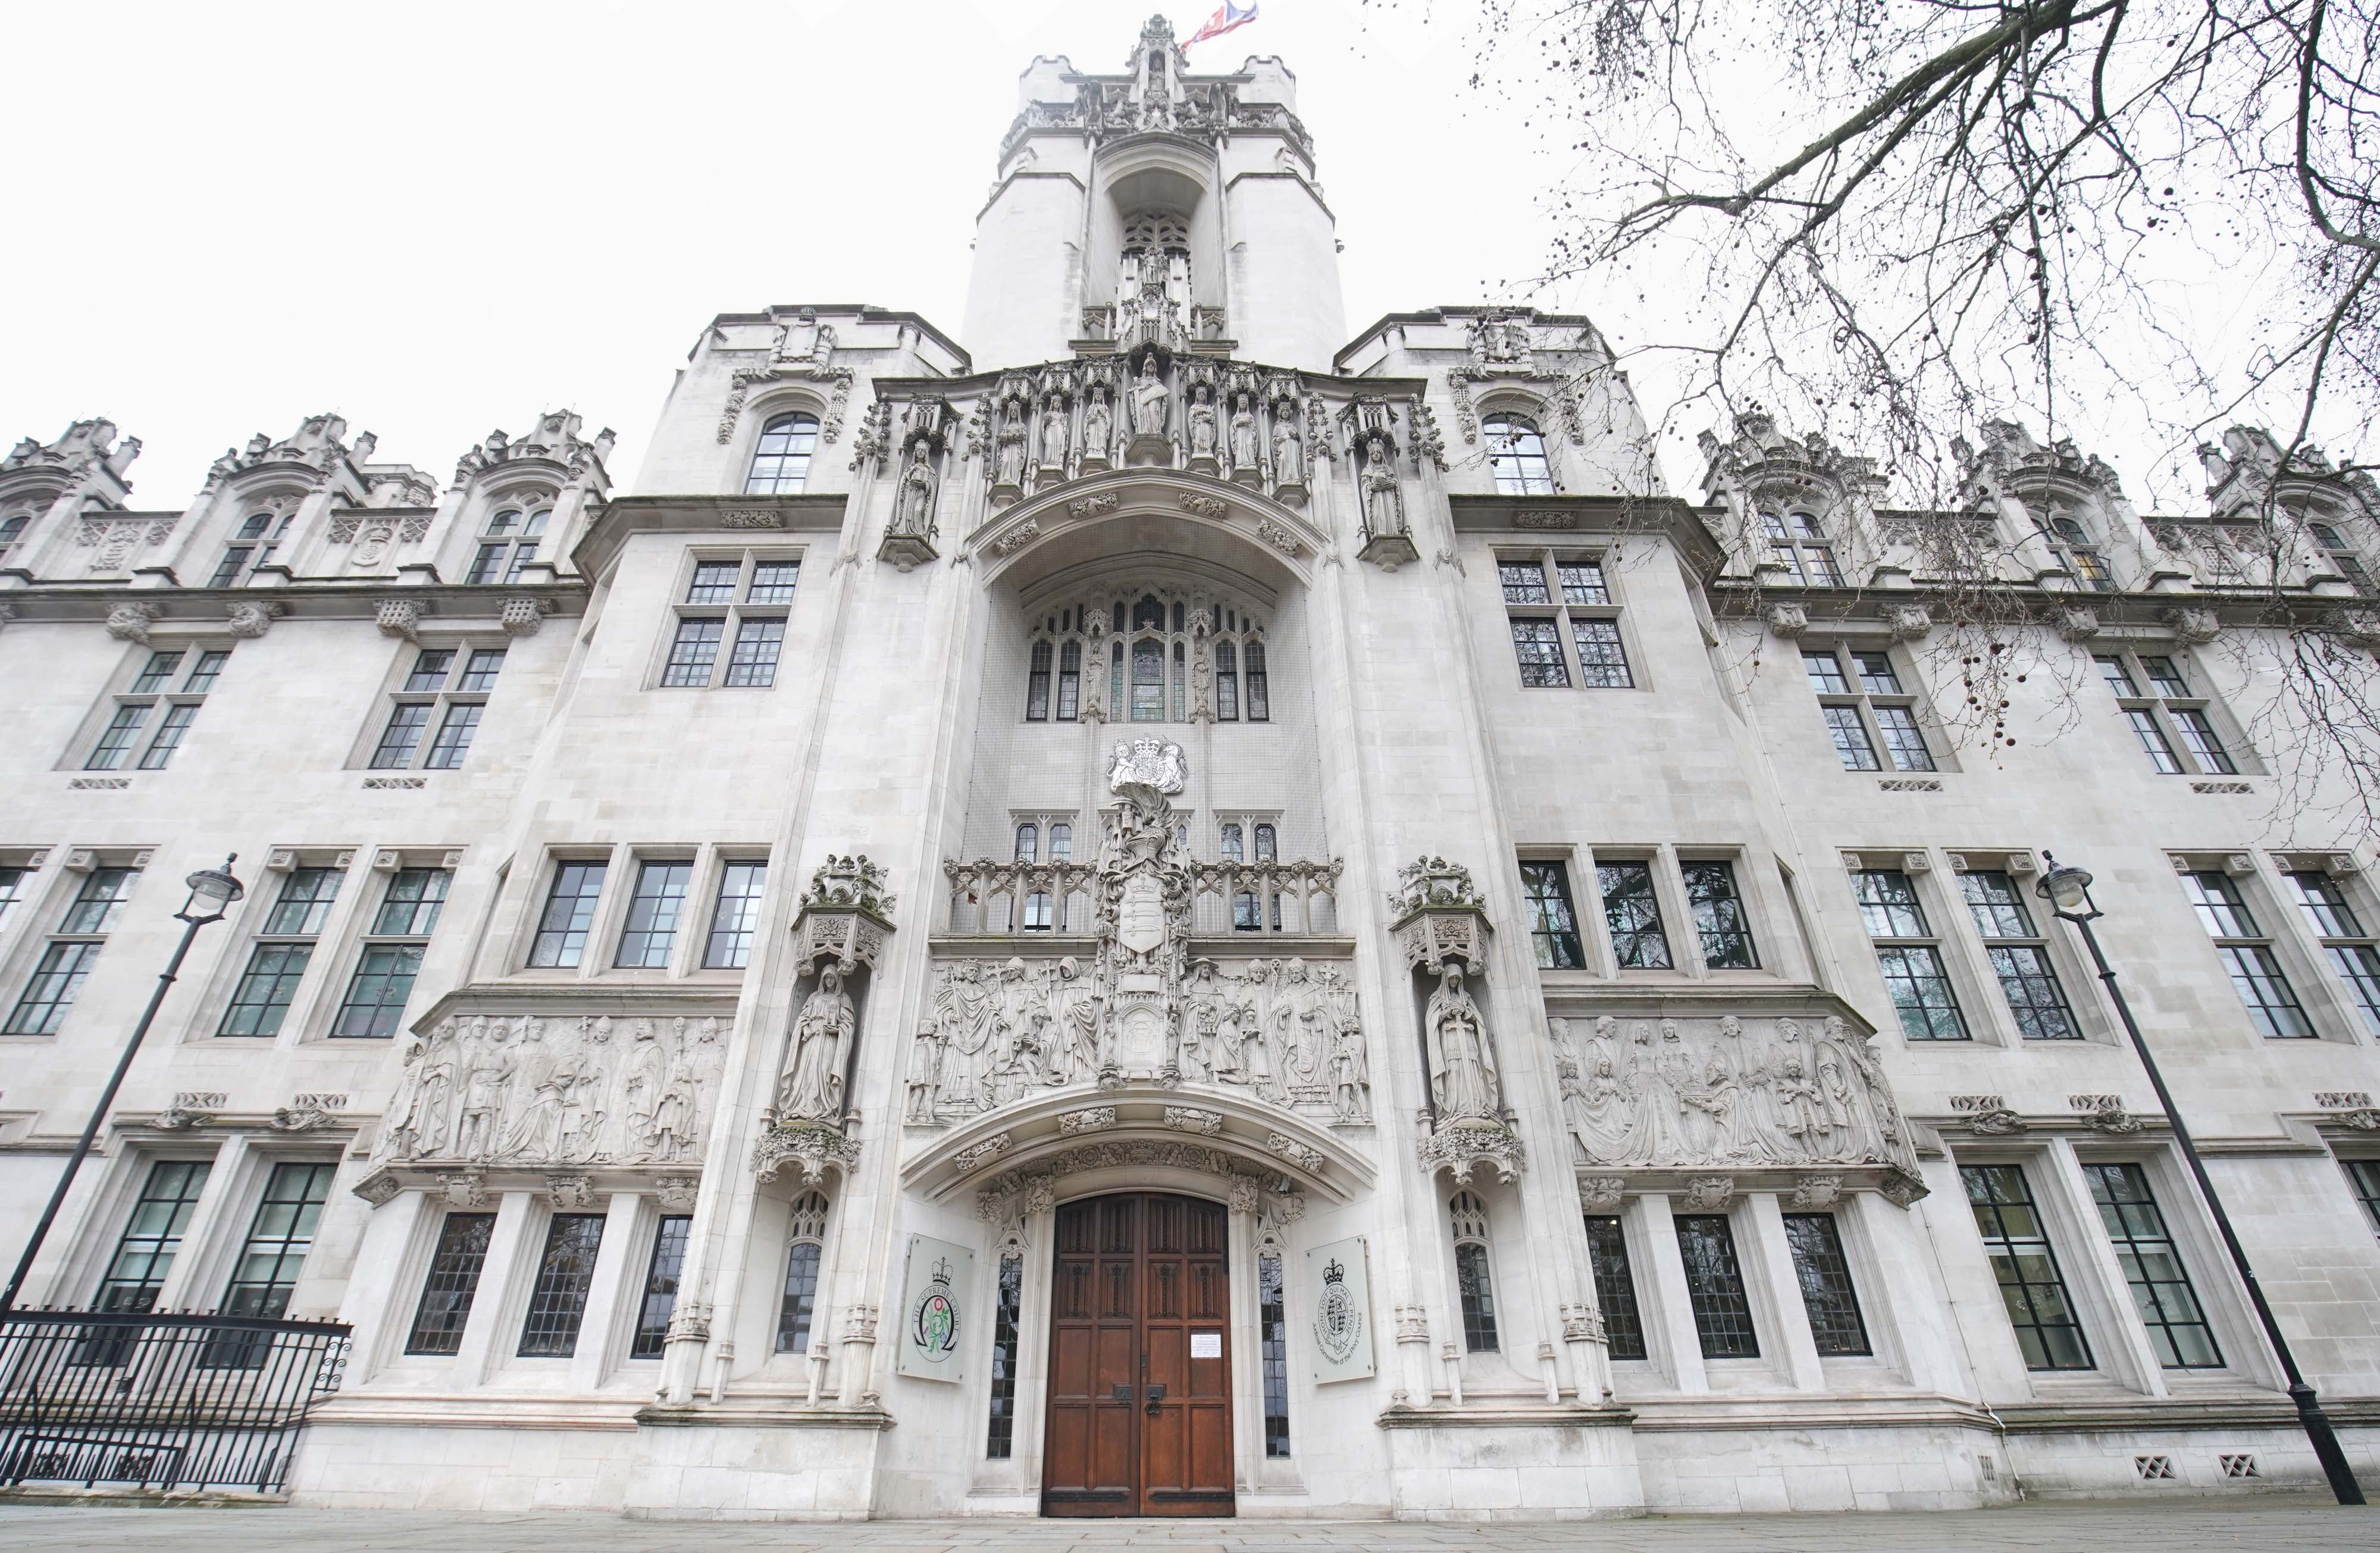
[[1144, 1383, 1166, 1415], [1111, 1383, 1133, 1402]]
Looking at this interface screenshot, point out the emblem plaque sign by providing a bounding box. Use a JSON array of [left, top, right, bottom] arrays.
[[1305, 1234, 1375, 1382], [896, 1234, 976, 1382]]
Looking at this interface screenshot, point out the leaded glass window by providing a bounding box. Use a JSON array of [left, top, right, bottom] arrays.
[[518, 1213, 607, 1357], [1856, 869, 1967, 1039], [1963, 1164, 2091, 1370], [1783, 1213, 1871, 1356], [1583, 1215, 1646, 1360], [1682, 860, 1758, 969], [1961, 871, 2078, 1039], [630, 1216, 693, 1360], [1674, 1214, 1758, 1358], [406, 1213, 495, 1355], [1597, 860, 1673, 969], [1519, 860, 1585, 969], [2184, 870, 2312, 1037], [2085, 1163, 2221, 1369]]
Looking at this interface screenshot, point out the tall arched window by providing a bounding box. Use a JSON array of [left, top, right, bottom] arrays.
[[775, 1192, 830, 1354], [1219, 824, 1245, 862], [0, 514, 29, 556], [1057, 640, 1082, 719], [1026, 641, 1053, 721], [1762, 510, 1842, 585], [1449, 1192, 1499, 1352], [1014, 824, 1038, 862], [1025, 587, 1272, 725], [2049, 515, 2113, 591], [1048, 824, 1072, 860], [1131, 638, 1166, 721], [1254, 824, 1277, 862], [1483, 414, 1555, 495], [746, 412, 819, 495]]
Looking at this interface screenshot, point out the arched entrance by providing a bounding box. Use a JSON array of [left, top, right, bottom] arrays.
[[1040, 1192, 1234, 1517]]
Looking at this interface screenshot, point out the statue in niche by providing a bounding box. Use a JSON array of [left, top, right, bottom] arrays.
[[1424, 963, 1499, 1120], [1272, 412, 1304, 486], [1230, 393, 1260, 471], [1130, 356, 1169, 439], [1361, 435, 1405, 538], [452, 1018, 515, 1159], [1186, 386, 1219, 461], [778, 964, 856, 1123], [390, 1021, 459, 1158], [1039, 397, 1069, 468], [1082, 387, 1113, 462], [893, 443, 937, 537], [500, 1018, 564, 1159], [994, 402, 1029, 489], [904, 1020, 944, 1123]]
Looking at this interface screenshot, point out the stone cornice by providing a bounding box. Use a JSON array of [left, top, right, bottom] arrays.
[[0, 580, 584, 627], [1447, 494, 1730, 577], [1709, 577, 2375, 637], [569, 493, 851, 582]]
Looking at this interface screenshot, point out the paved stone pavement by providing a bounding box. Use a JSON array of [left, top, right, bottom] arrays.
[[0, 1499, 2375, 1552]]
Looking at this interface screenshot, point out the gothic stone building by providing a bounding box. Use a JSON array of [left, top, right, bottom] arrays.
[[4, 16, 2380, 1521]]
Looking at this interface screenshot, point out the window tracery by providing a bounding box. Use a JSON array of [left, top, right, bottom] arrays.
[[1022, 588, 1269, 724]]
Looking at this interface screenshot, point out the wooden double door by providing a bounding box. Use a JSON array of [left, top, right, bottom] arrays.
[[1041, 1193, 1235, 1517]]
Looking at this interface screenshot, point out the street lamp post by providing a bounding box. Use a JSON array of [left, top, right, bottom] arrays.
[[0, 856, 245, 1313], [2036, 851, 2366, 1507]]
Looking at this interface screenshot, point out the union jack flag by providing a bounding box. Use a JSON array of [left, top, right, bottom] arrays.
[[1185, 2, 1259, 48]]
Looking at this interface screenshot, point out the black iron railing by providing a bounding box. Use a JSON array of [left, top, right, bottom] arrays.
[[0, 1307, 350, 1494]]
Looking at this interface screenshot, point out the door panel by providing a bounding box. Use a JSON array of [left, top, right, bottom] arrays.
[[1042, 1194, 1233, 1517]]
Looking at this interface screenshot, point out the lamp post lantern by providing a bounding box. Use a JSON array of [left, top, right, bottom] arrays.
[[0, 856, 245, 1313], [2035, 852, 2365, 1506]]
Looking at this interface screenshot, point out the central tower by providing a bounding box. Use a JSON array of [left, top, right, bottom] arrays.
[[961, 14, 1348, 374]]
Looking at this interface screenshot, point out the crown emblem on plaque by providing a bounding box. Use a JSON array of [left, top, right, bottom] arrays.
[[1322, 1258, 1345, 1285], [1107, 736, 1187, 796]]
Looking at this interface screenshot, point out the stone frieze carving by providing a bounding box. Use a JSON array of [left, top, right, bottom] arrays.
[[1554, 1013, 1921, 1178], [915, 952, 1368, 1128], [931, 738, 1363, 1129], [380, 1012, 723, 1167]]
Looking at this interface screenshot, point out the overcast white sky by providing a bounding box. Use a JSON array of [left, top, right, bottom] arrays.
[[0, 0, 1563, 505], [0, 0, 2320, 511]]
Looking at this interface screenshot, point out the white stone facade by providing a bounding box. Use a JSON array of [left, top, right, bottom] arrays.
[[2, 17, 2379, 1522]]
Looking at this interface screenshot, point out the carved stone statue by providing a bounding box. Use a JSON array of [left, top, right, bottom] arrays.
[[1230, 394, 1259, 471], [1361, 435, 1405, 538], [1039, 398, 1069, 468], [1272, 416, 1305, 486], [452, 1019, 515, 1159], [390, 1022, 458, 1157], [904, 1020, 943, 1123], [1330, 1012, 1371, 1122], [1082, 388, 1113, 464], [778, 965, 856, 1122], [994, 403, 1028, 489], [1424, 964, 1499, 1120], [894, 444, 937, 537], [1186, 387, 1219, 462], [1130, 357, 1169, 440]]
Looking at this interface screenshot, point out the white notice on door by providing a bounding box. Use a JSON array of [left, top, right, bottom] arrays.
[[1190, 1332, 1222, 1358]]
